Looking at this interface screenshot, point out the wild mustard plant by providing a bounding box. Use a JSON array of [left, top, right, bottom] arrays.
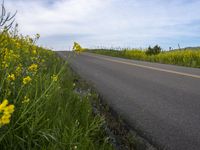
[[0, 6, 113, 150], [51, 74, 58, 82], [22, 76, 32, 85], [28, 64, 38, 72], [0, 99, 15, 127], [90, 49, 200, 68], [7, 74, 15, 81], [73, 42, 85, 54]]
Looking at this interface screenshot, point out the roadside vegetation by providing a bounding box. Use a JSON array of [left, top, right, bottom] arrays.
[[72, 42, 85, 53], [0, 4, 113, 150], [88, 47, 200, 68]]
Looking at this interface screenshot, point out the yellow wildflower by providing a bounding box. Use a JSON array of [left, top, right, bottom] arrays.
[[15, 64, 22, 76], [16, 42, 20, 49], [0, 99, 8, 112], [7, 74, 16, 81], [1, 61, 8, 68], [0, 99, 15, 127], [23, 76, 32, 85], [1, 115, 10, 124], [32, 46, 37, 55], [4, 105, 15, 114], [51, 74, 58, 82], [28, 64, 38, 72], [33, 50, 37, 55], [2, 114, 11, 119], [22, 96, 30, 104]]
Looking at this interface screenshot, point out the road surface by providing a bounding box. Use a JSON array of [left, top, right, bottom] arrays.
[[58, 52, 200, 150]]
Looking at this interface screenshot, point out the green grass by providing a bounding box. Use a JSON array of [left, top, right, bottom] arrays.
[[0, 30, 113, 149], [88, 49, 200, 68]]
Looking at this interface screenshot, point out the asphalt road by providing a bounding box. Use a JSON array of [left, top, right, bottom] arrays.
[[58, 52, 200, 150]]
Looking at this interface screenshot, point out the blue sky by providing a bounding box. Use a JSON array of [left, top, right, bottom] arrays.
[[5, 0, 200, 50]]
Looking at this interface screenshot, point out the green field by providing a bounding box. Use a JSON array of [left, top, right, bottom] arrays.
[[88, 48, 200, 68]]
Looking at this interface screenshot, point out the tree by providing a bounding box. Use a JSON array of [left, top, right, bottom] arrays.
[[0, 1, 17, 31], [145, 45, 161, 55]]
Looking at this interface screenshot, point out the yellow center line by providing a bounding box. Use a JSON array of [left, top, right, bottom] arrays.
[[84, 53, 200, 79]]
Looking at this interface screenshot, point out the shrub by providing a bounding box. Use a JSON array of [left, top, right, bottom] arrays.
[[73, 42, 85, 53], [145, 45, 161, 55]]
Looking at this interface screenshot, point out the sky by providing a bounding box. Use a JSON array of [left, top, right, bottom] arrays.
[[4, 0, 200, 50]]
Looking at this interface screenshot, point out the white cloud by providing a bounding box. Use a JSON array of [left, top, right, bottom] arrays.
[[4, 0, 200, 49]]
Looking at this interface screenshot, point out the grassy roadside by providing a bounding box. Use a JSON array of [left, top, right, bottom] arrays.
[[70, 75, 156, 150], [0, 30, 113, 149], [87, 49, 200, 68]]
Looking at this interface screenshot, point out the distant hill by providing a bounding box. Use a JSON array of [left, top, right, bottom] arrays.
[[172, 46, 200, 51], [183, 46, 200, 50]]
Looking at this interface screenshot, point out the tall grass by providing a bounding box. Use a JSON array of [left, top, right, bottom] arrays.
[[88, 49, 200, 68], [0, 25, 112, 150]]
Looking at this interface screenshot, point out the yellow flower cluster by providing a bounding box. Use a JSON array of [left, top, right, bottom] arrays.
[[23, 76, 32, 85], [15, 64, 22, 76], [0, 99, 15, 126], [51, 74, 58, 82], [22, 96, 30, 104], [1, 61, 8, 69], [7, 74, 16, 81], [72, 42, 85, 54], [28, 64, 38, 73], [31, 46, 37, 55], [33, 50, 37, 55], [1, 48, 20, 69]]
